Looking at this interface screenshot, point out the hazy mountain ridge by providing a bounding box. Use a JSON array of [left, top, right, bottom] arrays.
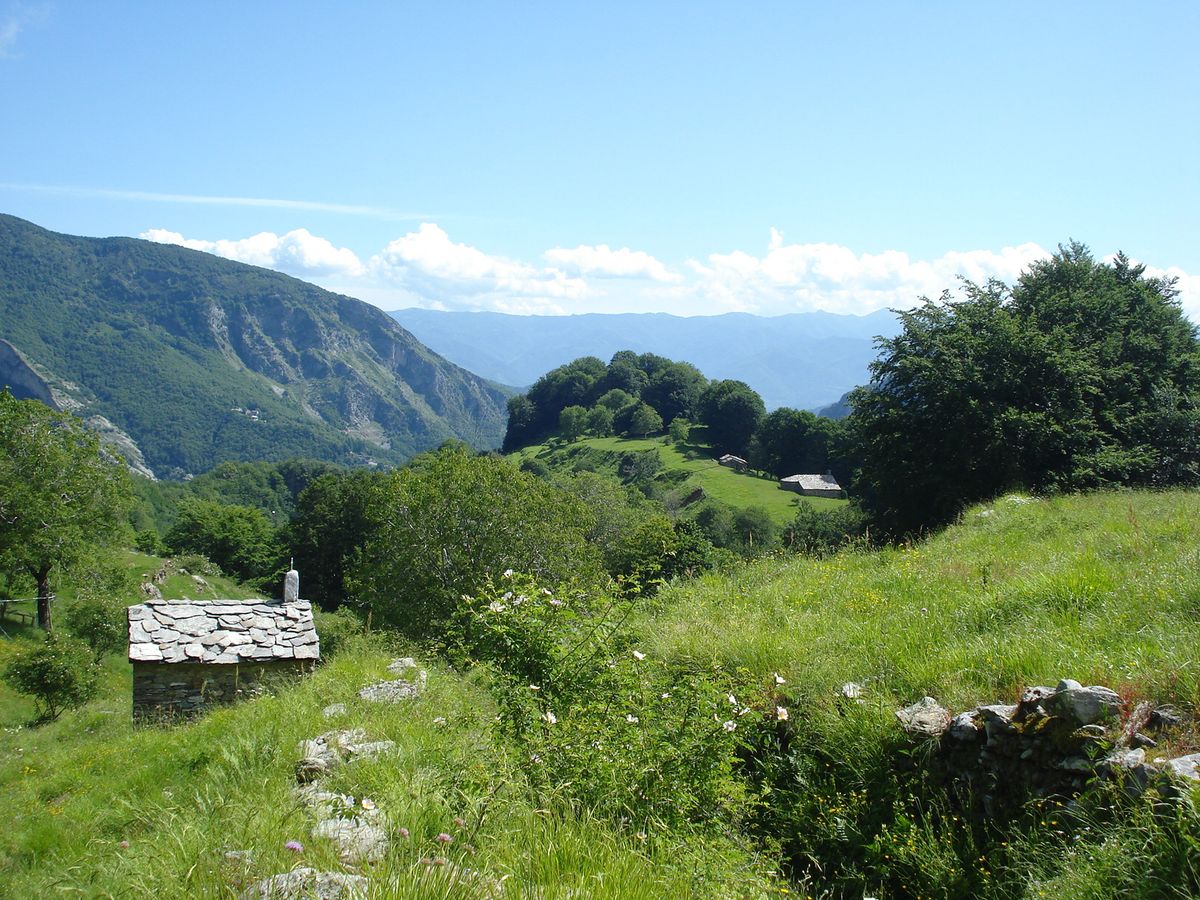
[[389, 307, 901, 411], [0, 215, 509, 476]]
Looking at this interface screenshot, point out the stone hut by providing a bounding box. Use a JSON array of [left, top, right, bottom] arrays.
[[127, 568, 318, 722], [779, 472, 843, 498], [718, 454, 749, 472]]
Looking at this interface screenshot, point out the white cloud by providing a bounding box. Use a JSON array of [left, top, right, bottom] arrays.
[[544, 244, 681, 282], [134, 222, 1199, 322], [141, 228, 364, 278], [689, 232, 1051, 315], [1, 182, 423, 219], [1142, 265, 1200, 323], [368, 223, 589, 313]]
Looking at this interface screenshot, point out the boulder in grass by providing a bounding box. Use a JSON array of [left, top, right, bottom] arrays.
[[241, 868, 367, 900], [1052, 679, 1121, 726], [896, 697, 951, 738]]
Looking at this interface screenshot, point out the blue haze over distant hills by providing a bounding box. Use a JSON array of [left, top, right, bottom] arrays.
[[389, 308, 902, 413]]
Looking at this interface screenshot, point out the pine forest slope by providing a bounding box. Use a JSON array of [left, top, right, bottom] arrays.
[[0, 215, 510, 477]]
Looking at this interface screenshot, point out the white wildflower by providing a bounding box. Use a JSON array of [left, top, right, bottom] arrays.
[[543, 711, 557, 725], [775, 706, 789, 721], [727, 694, 738, 706], [549, 598, 563, 607], [541, 587, 553, 595], [529, 684, 541, 691], [661, 692, 671, 700], [722, 720, 737, 732], [502, 569, 514, 578], [625, 714, 639, 724], [773, 672, 786, 685], [632, 650, 646, 661], [487, 600, 507, 613]]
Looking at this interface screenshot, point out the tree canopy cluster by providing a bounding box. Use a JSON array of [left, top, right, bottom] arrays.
[[503, 351, 775, 456], [850, 243, 1200, 534]]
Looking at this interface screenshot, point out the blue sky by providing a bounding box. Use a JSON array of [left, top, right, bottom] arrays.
[[2, 2, 1197, 316]]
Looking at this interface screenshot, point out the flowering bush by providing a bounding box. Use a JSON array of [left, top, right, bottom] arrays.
[[457, 572, 773, 830]]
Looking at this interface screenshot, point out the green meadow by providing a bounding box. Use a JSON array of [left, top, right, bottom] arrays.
[[2, 491, 1199, 896], [512, 434, 845, 525]]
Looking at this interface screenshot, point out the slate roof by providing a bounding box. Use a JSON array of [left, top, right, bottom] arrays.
[[780, 473, 842, 491], [128, 599, 319, 664]]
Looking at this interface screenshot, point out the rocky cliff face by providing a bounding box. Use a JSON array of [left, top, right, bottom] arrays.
[[0, 214, 510, 475]]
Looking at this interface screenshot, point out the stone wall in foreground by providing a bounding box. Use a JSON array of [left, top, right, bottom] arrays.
[[132, 660, 314, 722]]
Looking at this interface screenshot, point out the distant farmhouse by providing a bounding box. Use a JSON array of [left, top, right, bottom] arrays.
[[779, 472, 843, 499], [127, 568, 318, 721], [718, 454, 749, 472]]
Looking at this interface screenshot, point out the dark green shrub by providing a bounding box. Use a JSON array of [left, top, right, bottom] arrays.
[[312, 607, 365, 658], [3, 633, 99, 721]]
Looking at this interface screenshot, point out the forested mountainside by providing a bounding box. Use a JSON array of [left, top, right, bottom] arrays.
[[0, 215, 509, 477]]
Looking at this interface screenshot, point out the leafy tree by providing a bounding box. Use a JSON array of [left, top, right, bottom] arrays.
[[3, 634, 99, 721], [698, 380, 766, 455], [589, 351, 649, 399], [627, 402, 664, 437], [559, 405, 590, 442], [750, 408, 843, 477], [165, 499, 282, 587], [642, 361, 708, 424], [62, 598, 126, 662], [0, 393, 131, 631], [850, 243, 1200, 535], [350, 445, 603, 638], [286, 470, 381, 610], [585, 405, 614, 437], [668, 417, 691, 444], [502, 394, 538, 452], [595, 389, 636, 412]]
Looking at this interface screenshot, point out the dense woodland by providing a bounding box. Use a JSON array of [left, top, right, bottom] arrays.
[[3, 243, 1200, 896]]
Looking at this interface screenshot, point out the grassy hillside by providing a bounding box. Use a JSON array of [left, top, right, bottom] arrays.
[[3, 492, 1199, 897], [0, 643, 774, 898], [643, 490, 1200, 709], [511, 434, 845, 525]]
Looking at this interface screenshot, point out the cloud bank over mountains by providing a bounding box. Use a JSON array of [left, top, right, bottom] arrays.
[[142, 225, 1200, 320]]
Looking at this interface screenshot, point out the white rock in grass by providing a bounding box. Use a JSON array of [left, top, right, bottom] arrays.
[[895, 697, 951, 738], [240, 868, 367, 899]]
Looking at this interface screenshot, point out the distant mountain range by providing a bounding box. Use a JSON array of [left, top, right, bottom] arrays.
[[0, 215, 510, 478], [389, 307, 900, 412]]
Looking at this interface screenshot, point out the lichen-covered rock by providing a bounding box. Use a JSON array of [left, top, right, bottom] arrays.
[[896, 697, 951, 738], [1052, 679, 1121, 726], [312, 817, 389, 864], [240, 868, 367, 899], [322, 703, 347, 719], [1164, 753, 1200, 782], [948, 712, 981, 742], [388, 657, 418, 673], [358, 677, 424, 703]]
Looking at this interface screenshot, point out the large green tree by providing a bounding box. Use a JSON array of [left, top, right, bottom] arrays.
[[165, 498, 281, 586], [698, 380, 766, 455], [350, 445, 603, 637], [0, 393, 131, 631], [285, 469, 381, 610], [850, 243, 1200, 535]]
